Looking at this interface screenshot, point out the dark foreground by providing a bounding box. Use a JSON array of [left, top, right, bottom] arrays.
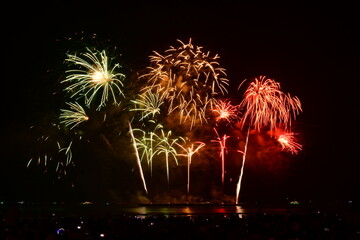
[[1, 201, 360, 240]]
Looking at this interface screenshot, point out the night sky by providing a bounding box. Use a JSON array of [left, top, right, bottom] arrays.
[[2, 1, 358, 204]]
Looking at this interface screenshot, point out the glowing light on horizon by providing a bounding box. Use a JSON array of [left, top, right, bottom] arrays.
[[62, 48, 125, 110]]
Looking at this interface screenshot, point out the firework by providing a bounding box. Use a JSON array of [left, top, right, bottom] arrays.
[[128, 122, 148, 194], [277, 132, 302, 154], [211, 128, 230, 191], [57, 141, 73, 174], [177, 138, 205, 194], [236, 76, 302, 203], [156, 128, 180, 184], [132, 123, 163, 176], [140, 38, 229, 129], [130, 90, 164, 122], [236, 128, 249, 204], [212, 99, 240, 124], [239, 76, 302, 133], [27, 121, 82, 178], [59, 102, 89, 129], [62, 48, 125, 110]]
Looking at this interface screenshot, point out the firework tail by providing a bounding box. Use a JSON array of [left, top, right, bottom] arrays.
[[128, 121, 148, 194], [236, 126, 250, 204], [187, 155, 191, 195]]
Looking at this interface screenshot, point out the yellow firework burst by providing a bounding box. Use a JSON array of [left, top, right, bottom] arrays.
[[62, 48, 125, 110]]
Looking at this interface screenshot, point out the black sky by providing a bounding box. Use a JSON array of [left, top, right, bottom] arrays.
[[2, 1, 358, 203]]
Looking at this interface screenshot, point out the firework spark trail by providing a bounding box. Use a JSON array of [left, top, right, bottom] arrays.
[[140, 38, 229, 129], [59, 102, 89, 129], [236, 127, 249, 204], [211, 128, 230, 191], [62, 48, 125, 110], [177, 139, 205, 194], [277, 132, 302, 154], [128, 121, 148, 194], [236, 76, 302, 203]]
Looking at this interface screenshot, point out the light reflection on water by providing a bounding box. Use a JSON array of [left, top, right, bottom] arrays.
[[122, 205, 246, 217], [1, 203, 304, 218], [121, 205, 300, 217]]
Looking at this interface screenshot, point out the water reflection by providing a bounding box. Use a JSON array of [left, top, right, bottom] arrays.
[[126, 204, 256, 217]]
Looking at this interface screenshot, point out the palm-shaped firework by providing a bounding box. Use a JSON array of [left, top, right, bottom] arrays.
[[156, 128, 181, 184], [139, 38, 229, 129], [239, 76, 302, 133], [176, 138, 205, 194], [236, 76, 302, 204]]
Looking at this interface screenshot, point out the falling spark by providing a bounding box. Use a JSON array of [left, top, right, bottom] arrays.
[[59, 102, 89, 129], [58, 141, 73, 169], [62, 48, 125, 110]]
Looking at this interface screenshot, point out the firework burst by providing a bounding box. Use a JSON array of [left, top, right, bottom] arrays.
[[212, 99, 241, 124], [277, 132, 302, 154], [140, 38, 229, 129], [62, 48, 125, 110], [27, 123, 81, 178], [239, 76, 302, 133]]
